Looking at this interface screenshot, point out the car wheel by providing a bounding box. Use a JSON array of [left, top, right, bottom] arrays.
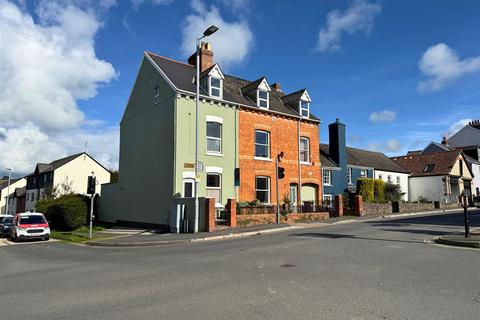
[[43, 236, 50, 241]]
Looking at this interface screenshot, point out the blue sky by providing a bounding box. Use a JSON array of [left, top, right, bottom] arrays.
[[1, 0, 479, 176]]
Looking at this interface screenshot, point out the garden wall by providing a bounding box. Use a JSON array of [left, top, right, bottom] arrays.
[[363, 202, 392, 215], [396, 202, 434, 213]]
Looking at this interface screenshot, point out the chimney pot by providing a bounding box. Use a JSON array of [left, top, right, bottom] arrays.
[[441, 136, 448, 145]]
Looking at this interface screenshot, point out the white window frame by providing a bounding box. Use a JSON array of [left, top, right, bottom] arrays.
[[255, 176, 270, 204], [154, 86, 160, 105], [396, 176, 401, 185], [206, 121, 222, 154], [300, 137, 310, 164], [348, 168, 352, 184], [206, 173, 222, 206], [379, 174, 383, 180], [209, 76, 222, 98], [323, 194, 332, 202], [257, 90, 269, 109], [289, 184, 297, 205], [300, 100, 310, 118], [254, 130, 270, 159], [323, 169, 332, 186], [360, 169, 367, 178], [387, 175, 392, 183]]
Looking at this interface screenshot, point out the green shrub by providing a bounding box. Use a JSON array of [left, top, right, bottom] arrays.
[[384, 182, 403, 202], [374, 179, 386, 203], [357, 178, 374, 202], [43, 195, 88, 231]]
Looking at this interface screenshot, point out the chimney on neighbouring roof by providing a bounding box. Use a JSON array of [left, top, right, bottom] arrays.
[[441, 136, 448, 145], [328, 119, 347, 167], [468, 119, 480, 130], [188, 42, 214, 72], [271, 83, 282, 92]]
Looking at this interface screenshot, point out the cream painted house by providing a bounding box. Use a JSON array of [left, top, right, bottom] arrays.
[[25, 153, 111, 211], [391, 150, 474, 203], [1, 177, 26, 214]]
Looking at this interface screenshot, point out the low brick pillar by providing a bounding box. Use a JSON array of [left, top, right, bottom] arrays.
[[334, 194, 343, 217], [205, 197, 216, 232], [354, 195, 364, 216], [226, 198, 237, 227]]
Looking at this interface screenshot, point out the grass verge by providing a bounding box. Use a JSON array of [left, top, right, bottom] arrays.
[[51, 225, 116, 243]]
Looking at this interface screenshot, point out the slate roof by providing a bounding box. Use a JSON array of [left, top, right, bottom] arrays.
[[146, 52, 320, 122], [0, 178, 24, 190], [33, 152, 84, 174], [320, 144, 410, 173], [390, 150, 462, 177]]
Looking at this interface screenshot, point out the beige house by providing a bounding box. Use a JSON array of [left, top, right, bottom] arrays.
[[25, 153, 111, 211], [1, 177, 26, 214]]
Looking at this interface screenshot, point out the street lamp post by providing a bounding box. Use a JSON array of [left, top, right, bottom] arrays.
[[4, 169, 11, 215], [194, 25, 219, 233], [462, 192, 470, 238]]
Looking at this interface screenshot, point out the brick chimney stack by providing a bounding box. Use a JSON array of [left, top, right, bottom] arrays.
[[188, 42, 214, 72], [271, 83, 282, 92], [441, 136, 448, 145]]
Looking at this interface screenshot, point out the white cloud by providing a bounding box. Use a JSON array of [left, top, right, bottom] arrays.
[[0, 123, 119, 174], [367, 139, 402, 154], [181, 0, 253, 69], [317, 0, 381, 52], [0, 1, 119, 174], [0, 0, 117, 131], [369, 110, 396, 123], [444, 118, 472, 138], [418, 43, 480, 93]]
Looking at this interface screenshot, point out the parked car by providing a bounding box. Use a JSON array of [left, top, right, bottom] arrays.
[[10, 212, 50, 242], [0, 215, 14, 238]]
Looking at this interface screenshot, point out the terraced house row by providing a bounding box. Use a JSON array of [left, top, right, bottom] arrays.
[[100, 42, 323, 229]]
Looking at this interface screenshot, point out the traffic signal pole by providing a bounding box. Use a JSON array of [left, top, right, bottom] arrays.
[[275, 156, 280, 224]]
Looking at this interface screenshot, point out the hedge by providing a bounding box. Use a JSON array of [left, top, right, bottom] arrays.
[[357, 178, 374, 203], [374, 179, 385, 203], [37, 195, 88, 231]]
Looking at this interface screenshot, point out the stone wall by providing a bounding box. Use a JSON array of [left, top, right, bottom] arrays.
[[283, 212, 329, 223], [439, 202, 461, 209], [237, 214, 276, 226], [397, 202, 434, 213], [363, 202, 392, 215]]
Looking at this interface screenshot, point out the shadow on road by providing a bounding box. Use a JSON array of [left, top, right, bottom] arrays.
[[291, 232, 424, 244]]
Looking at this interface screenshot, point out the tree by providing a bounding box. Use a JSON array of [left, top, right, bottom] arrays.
[[110, 170, 119, 183], [384, 182, 403, 202]]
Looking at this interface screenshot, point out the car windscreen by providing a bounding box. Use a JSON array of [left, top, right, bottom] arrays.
[[19, 216, 46, 224], [2, 217, 13, 224]]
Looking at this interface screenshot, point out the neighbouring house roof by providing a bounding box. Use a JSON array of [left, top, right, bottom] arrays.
[[319, 145, 338, 168], [390, 150, 465, 177], [320, 144, 410, 173], [0, 178, 24, 190], [406, 150, 422, 156], [145, 52, 320, 122], [10, 187, 26, 198], [29, 152, 110, 176]]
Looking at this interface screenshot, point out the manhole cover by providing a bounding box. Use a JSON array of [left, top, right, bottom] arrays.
[[280, 263, 296, 268]]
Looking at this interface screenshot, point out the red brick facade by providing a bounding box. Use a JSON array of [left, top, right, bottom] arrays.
[[238, 108, 322, 205]]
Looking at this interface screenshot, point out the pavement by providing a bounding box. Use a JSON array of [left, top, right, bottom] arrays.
[[0, 209, 478, 320], [87, 207, 479, 248]]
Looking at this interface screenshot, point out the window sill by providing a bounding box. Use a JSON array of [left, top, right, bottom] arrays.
[[254, 157, 272, 162], [324, 184, 332, 187], [206, 152, 223, 157], [300, 161, 311, 165]]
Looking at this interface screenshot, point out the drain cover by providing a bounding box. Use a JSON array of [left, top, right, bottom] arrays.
[[280, 263, 296, 268]]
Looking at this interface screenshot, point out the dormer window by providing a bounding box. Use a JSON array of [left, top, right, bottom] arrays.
[[257, 90, 269, 109], [300, 100, 309, 117], [210, 77, 222, 97]]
